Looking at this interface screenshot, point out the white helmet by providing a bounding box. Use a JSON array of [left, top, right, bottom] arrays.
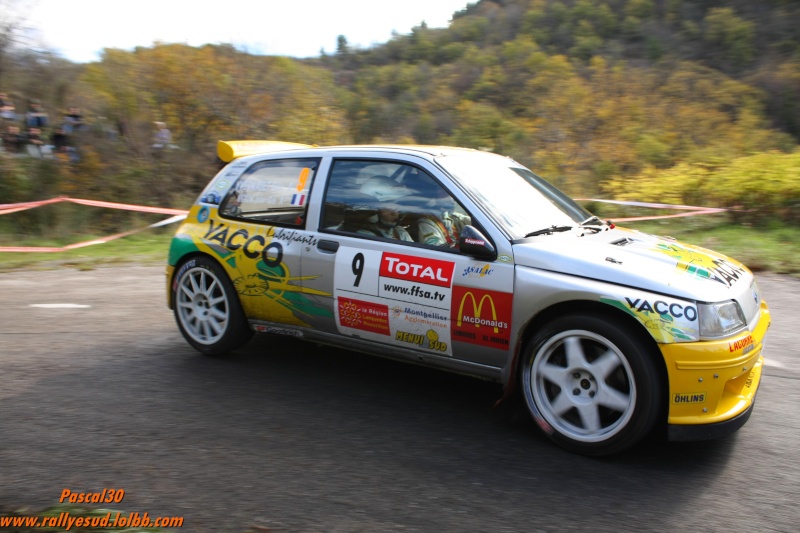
[[359, 175, 411, 202]]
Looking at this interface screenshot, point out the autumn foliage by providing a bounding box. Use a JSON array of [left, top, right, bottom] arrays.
[[1, 0, 798, 230]]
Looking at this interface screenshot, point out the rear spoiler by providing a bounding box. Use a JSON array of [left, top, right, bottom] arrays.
[[217, 140, 313, 162]]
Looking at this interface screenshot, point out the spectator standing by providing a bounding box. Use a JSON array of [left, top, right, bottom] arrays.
[[152, 121, 173, 149], [116, 117, 128, 139], [25, 127, 45, 157], [0, 93, 16, 121], [51, 126, 78, 162], [25, 100, 50, 129], [63, 107, 84, 133], [2, 125, 24, 154], [51, 126, 69, 151]]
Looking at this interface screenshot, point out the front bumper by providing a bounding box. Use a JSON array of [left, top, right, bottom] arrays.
[[668, 396, 756, 441], [660, 300, 770, 440]]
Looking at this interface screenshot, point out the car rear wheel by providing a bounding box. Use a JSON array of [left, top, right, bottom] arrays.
[[521, 314, 662, 456], [172, 256, 253, 355]]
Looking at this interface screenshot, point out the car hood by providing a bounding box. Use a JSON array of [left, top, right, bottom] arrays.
[[511, 226, 753, 302]]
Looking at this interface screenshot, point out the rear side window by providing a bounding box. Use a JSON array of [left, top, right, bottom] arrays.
[[220, 158, 320, 226]]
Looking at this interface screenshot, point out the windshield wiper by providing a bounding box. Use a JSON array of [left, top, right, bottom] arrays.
[[525, 225, 573, 238], [579, 215, 607, 233], [580, 215, 603, 226]]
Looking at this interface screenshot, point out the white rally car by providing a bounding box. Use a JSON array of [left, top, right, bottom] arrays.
[[166, 141, 770, 456]]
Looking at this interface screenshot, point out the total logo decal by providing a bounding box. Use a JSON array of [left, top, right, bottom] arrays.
[[451, 286, 513, 350], [380, 252, 454, 288], [377, 252, 455, 309]]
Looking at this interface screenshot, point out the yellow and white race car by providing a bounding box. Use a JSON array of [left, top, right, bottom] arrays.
[[166, 140, 770, 456]]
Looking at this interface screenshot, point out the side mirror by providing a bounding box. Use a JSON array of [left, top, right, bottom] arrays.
[[459, 225, 496, 260]]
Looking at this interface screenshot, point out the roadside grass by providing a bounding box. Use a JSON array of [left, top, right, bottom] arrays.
[[0, 215, 797, 277], [621, 216, 800, 277], [0, 231, 173, 273]]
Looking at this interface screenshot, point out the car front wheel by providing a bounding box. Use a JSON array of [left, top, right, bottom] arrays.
[[521, 314, 663, 456], [172, 256, 253, 355]]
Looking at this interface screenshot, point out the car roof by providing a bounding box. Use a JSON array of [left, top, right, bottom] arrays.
[[217, 140, 494, 163]]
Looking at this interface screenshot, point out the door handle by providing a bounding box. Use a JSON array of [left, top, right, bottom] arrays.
[[318, 239, 339, 253]]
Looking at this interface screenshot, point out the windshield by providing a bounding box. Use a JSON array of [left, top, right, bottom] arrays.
[[435, 152, 592, 239]]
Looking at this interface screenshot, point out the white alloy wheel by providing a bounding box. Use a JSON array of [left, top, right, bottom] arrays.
[[172, 257, 252, 355], [522, 314, 662, 456], [529, 330, 635, 442]]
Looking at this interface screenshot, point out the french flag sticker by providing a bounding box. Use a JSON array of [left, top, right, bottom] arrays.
[[291, 193, 306, 206]]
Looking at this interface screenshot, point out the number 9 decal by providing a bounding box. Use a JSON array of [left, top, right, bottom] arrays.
[[352, 252, 364, 287]]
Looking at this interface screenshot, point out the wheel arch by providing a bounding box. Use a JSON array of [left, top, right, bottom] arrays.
[[507, 300, 669, 406], [168, 251, 227, 309], [170, 252, 253, 355], [513, 300, 672, 454]]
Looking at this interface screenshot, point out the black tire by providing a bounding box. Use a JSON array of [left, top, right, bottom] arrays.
[[520, 313, 663, 456], [172, 256, 253, 355]]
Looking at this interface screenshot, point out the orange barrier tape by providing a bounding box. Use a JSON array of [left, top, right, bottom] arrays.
[[612, 208, 727, 222], [0, 215, 186, 253], [0, 196, 728, 252], [0, 196, 188, 216], [575, 198, 728, 222], [0, 197, 188, 253], [0, 197, 65, 216], [65, 197, 188, 215]]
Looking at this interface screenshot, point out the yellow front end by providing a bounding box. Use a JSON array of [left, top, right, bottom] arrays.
[[660, 300, 770, 434]]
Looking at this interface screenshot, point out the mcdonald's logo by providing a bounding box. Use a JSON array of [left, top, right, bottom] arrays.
[[457, 292, 503, 333], [451, 286, 512, 349]]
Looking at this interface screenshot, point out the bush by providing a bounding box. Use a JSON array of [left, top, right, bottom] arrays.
[[603, 150, 800, 224]]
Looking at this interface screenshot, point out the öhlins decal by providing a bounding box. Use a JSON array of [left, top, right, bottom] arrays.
[[673, 392, 707, 404]]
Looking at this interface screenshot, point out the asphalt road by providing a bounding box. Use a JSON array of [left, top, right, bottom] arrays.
[[1, 265, 798, 532]]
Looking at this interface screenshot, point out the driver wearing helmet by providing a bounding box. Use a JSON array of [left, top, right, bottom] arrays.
[[412, 180, 470, 248], [355, 175, 413, 242]]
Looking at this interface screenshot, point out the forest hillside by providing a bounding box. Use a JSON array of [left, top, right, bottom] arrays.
[[1, 0, 798, 231]]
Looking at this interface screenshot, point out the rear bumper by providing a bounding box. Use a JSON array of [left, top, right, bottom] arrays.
[[165, 264, 175, 309]]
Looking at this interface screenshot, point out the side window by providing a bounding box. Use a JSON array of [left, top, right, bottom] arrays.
[[220, 158, 320, 226], [322, 160, 472, 248], [399, 170, 473, 248]]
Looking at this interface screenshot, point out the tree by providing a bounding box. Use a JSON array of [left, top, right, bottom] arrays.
[[703, 7, 755, 70], [0, 0, 31, 86], [336, 35, 349, 56]]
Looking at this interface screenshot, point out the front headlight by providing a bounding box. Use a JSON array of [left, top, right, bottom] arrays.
[[698, 300, 746, 339]]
